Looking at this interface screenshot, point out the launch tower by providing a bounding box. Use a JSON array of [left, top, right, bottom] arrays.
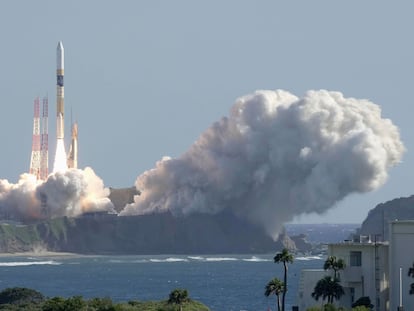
[[30, 96, 49, 180], [29, 97, 41, 179], [40, 96, 49, 179]]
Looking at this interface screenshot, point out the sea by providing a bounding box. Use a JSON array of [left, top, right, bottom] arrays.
[[0, 254, 323, 311], [0, 224, 358, 311]]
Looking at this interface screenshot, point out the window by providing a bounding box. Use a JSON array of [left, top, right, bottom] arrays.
[[350, 251, 362, 266]]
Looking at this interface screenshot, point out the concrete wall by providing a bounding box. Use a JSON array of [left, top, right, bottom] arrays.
[[389, 221, 414, 311], [328, 242, 389, 311], [297, 269, 325, 310]]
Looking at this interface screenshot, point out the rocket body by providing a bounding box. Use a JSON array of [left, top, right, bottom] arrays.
[[52, 41, 67, 173], [56, 41, 64, 139]]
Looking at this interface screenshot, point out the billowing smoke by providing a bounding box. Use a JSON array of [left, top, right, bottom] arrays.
[[0, 89, 405, 239], [121, 89, 405, 238], [0, 167, 114, 221]]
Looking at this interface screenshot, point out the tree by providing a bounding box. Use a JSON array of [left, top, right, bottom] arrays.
[[312, 276, 345, 304], [42, 297, 67, 311], [168, 288, 189, 311], [352, 296, 373, 309], [0, 287, 45, 305], [264, 277, 284, 311], [323, 256, 346, 280], [274, 248, 294, 311], [88, 297, 116, 311]]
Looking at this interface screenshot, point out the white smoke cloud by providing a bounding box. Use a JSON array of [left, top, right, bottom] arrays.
[[120, 89, 405, 238], [0, 167, 114, 221]]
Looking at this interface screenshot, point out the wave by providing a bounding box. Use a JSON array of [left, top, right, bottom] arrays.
[[295, 255, 324, 261], [242, 256, 270, 262], [149, 257, 188, 263], [205, 257, 238, 262], [187, 256, 204, 261], [108, 259, 149, 264], [0, 260, 61, 267]]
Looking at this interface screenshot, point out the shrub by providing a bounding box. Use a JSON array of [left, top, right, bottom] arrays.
[[0, 287, 44, 305], [352, 296, 373, 310]]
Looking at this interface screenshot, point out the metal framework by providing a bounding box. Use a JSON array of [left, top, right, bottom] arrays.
[[40, 96, 49, 179], [29, 97, 41, 179], [30, 96, 49, 180]]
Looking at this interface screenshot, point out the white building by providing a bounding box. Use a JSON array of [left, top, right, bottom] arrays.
[[328, 237, 389, 311], [297, 269, 326, 311], [389, 220, 414, 311], [298, 237, 389, 311], [298, 221, 414, 311]]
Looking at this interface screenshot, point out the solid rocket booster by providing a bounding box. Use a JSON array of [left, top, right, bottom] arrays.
[[56, 41, 64, 139]]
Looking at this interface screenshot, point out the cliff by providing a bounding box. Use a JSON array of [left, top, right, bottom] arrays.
[[0, 211, 299, 254], [0, 187, 315, 254], [357, 195, 414, 240]]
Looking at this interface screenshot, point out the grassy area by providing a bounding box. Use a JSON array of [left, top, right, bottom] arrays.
[[0, 287, 211, 311], [0, 224, 41, 246]]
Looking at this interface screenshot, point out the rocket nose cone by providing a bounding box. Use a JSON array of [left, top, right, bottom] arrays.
[[57, 41, 64, 51], [57, 41, 64, 70]]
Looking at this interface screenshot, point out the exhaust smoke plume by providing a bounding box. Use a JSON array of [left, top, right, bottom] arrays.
[[0, 167, 114, 221], [121, 89, 404, 238], [0, 89, 405, 239]]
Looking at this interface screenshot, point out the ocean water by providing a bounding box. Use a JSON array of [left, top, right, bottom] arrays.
[[0, 254, 323, 311]]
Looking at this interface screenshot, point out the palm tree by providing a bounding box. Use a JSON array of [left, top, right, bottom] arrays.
[[168, 288, 189, 311], [323, 256, 346, 280], [264, 278, 284, 311], [311, 276, 344, 304], [274, 248, 294, 311]]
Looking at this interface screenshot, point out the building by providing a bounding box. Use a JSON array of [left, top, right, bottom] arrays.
[[298, 221, 414, 311], [297, 269, 326, 311], [298, 237, 389, 311], [389, 220, 414, 311], [328, 237, 389, 311]]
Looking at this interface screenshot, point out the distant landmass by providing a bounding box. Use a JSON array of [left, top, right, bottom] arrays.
[[0, 210, 318, 254], [285, 223, 359, 244], [357, 195, 414, 240], [3, 186, 402, 255]]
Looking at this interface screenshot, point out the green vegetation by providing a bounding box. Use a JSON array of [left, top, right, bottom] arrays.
[[264, 277, 284, 311], [167, 289, 189, 311], [0, 287, 210, 311], [273, 248, 294, 311], [323, 256, 346, 280], [44, 217, 71, 242], [0, 224, 41, 248], [351, 296, 373, 309], [311, 276, 345, 304], [311, 256, 346, 307]]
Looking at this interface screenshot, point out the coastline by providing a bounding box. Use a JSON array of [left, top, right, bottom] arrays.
[[0, 251, 79, 258]]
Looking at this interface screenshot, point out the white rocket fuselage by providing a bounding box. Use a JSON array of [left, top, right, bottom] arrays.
[[56, 42, 64, 139]]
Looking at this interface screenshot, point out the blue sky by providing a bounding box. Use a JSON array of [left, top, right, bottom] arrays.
[[1, 1, 413, 223]]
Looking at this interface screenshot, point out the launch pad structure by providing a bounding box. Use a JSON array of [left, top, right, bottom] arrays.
[[29, 41, 78, 181], [29, 96, 48, 180]]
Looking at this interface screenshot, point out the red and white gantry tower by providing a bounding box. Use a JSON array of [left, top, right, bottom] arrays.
[[29, 97, 41, 179], [40, 96, 49, 180], [30, 96, 49, 180]]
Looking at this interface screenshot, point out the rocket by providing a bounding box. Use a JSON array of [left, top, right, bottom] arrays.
[[52, 41, 68, 173], [56, 41, 64, 140]]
